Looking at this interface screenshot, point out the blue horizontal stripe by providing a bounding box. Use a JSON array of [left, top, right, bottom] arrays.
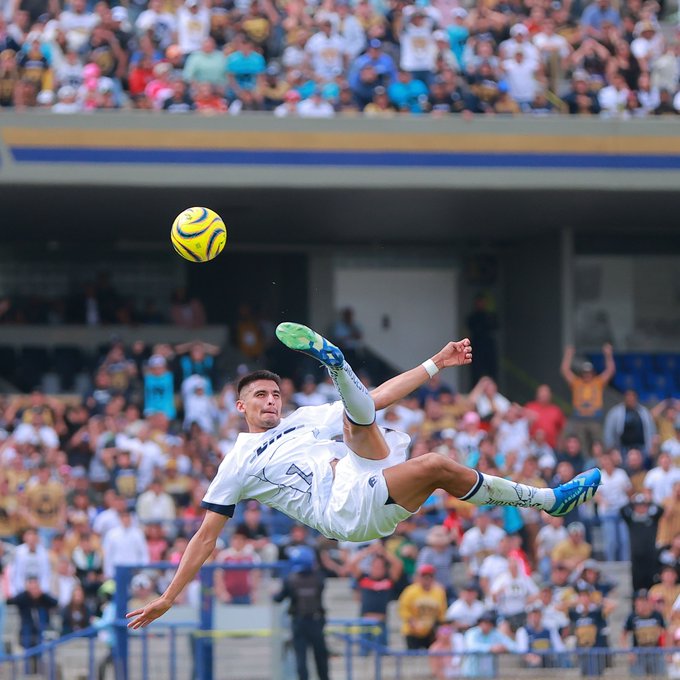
[[10, 146, 680, 170]]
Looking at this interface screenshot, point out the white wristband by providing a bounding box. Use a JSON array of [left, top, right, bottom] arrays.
[[422, 359, 439, 378]]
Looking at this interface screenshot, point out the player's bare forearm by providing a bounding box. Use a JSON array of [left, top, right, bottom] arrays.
[[371, 339, 472, 411], [126, 511, 227, 628]]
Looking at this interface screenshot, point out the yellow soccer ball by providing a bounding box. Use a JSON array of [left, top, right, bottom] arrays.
[[170, 207, 227, 263]]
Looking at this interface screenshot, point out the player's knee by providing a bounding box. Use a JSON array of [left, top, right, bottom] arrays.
[[417, 452, 447, 480]]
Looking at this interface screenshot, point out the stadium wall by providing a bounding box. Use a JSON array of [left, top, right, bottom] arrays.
[[2, 113, 680, 189]]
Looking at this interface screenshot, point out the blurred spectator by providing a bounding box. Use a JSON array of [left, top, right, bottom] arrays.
[[7, 577, 58, 663], [567, 584, 612, 677], [551, 521, 591, 572], [515, 602, 566, 669], [604, 390, 656, 456], [625, 448, 648, 495], [490, 555, 539, 632], [621, 589, 666, 676], [649, 564, 680, 626], [10, 529, 51, 597], [239, 500, 278, 563], [462, 610, 518, 678], [397, 563, 447, 649], [347, 541, 402, 649], [459, 509, 506, 579], [215, 530, 260, 604], [622, 494, 663, 591], [560, 343, 615, 454], [524, 385, 566, 450], [536, 514, 567, 581], [60, 583, 92, 634], [102, 509, 149, 578], [25, 462, 66, 547], [143, 354, 176, 420], [595, 450, 631, 561], [445, 581, 485, 631], [644, 451, 680, 505], [136, 477, 176, 527], [416, 525, 458, 601], [658, 481, 680, 547]]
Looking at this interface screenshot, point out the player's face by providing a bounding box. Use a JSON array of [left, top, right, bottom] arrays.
[[237, 380, 282, 432]]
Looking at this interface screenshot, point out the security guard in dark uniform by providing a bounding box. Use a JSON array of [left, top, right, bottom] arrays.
[[274, 545, 330, 680]]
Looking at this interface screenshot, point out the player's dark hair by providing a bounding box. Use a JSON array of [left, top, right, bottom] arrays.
[[237, 370, 282, 396]]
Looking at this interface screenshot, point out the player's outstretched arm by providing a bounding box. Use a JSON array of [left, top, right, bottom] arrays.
[[370, 339, 472, 411], [126, 510, 228, 629]]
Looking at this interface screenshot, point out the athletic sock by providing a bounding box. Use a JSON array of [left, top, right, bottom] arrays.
[[459, 470, 556, 510], [328, 361, 375, 426]]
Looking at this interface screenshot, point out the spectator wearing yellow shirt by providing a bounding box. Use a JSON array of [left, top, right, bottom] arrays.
[[397, 564, 448, 649], [560, 343, 615, 454], [550, 521, 591, 572], [25, 464, 66, 547]]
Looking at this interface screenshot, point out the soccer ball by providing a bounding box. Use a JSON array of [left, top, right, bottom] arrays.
[[170, 207, 227, 263]]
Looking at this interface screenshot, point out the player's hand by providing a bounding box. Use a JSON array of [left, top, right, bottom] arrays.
[[126, 596, 173, 630], [436, 339, 472, 368]]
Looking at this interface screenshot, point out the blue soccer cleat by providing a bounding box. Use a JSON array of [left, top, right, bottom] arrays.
[[276, 322, 345, 369], [548, 468, 601, 517]]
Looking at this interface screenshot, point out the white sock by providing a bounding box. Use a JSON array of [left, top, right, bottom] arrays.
[[460, 471, 556, 510], [328, 361, 375, 426]]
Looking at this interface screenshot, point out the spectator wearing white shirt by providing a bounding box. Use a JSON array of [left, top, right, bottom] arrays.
[[136, 478, 176, 528], [535, 514, 567, 581], [293, 375, 327, 407], [316, 0, 366, 60], [135, 0, 177, 50], [598, 70, 630, 117], [297, 90, 335, 117], [490, 556, 539, 631], [305, 20, 347, 81], [399, 9, 437, 83], [502, 50, 539, 108], [535, 582, 570, 632], [595, 451, 631, 561], [532, 18, 571, 66], [644, 451, 680, 506], [495, 404, 531, 470], [499, 24, 540, 67], [636, 72, 660, 114], [471, 377, 511, 422], [176, 0, 210, 56], [458, 510, 506, 578], [92, 491, 125, 539], [102, 510, 149, 578], [10, 529, 52, 597], [630, 21, 663, 68], [60, 0, 99, 52], [182, 375, 219, 433], [122, 425, 166, 493], [445, 581, 485, 631], [455, 411, 484, 464], [661, 419, 680, 460], [478, 535, 510, 599]]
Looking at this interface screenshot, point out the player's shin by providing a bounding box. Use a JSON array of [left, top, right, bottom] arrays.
[[328, 362, 375, 426], [459, 470, 556, 510]]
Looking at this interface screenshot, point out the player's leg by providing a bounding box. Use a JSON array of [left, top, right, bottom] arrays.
[[383, 453, 600, 515], [276, 322, 389, 460]]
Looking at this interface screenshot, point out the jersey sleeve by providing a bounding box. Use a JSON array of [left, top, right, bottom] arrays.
[[201, 460, 243, 518]]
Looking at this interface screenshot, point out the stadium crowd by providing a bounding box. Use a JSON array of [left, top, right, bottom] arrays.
[[3, 320, 680, 676], [1, 0, 679, 115]]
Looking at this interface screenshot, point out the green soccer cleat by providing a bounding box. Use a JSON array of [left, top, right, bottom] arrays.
[[548, 468, 601, 517], [275, 322, 345, 369]]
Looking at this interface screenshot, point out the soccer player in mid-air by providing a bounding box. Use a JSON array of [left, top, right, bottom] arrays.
[[127, 323, 601, 628]]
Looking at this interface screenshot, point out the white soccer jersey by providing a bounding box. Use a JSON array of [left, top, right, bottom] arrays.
[[202, 401, 412, 541]]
